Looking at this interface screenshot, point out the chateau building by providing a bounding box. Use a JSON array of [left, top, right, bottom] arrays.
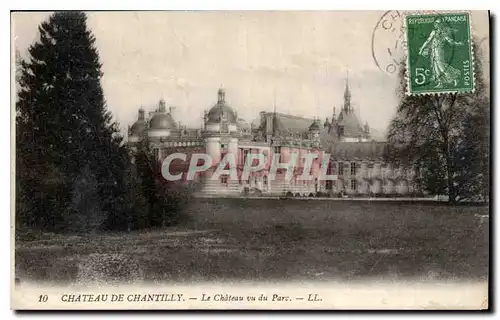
[[128, 79, 420, 197]]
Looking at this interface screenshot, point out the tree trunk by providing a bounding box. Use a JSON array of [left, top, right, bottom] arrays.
[[443, 135, 456, 204], [446, 156, 455, 204]]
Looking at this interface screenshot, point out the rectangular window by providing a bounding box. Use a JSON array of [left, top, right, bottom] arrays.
[[263, 175, 268, 186], [326, 161, 333, 175], [338, 162, 344, 175], [274, 146, 282, 162], [351, 179, 357, 191], [351, 162, 357, 176], [243, 149, 250, 165]]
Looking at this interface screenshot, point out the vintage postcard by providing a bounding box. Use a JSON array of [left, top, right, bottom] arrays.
[[11, 10, 490, 310]]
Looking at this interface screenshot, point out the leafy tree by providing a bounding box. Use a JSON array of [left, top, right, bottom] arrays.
[[132, 139, 191, 229], [386, 41, 489, 203]]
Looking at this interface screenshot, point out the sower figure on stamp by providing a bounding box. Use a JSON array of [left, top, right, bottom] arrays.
[[418, 18, 464, 88]]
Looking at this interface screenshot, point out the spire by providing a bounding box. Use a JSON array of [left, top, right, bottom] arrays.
[[343, 70, 351, 113], [273, 88, 277, 114], [138, 106, 145, 120], [272, 88, 277, 137], [315, 96, 320, 120]]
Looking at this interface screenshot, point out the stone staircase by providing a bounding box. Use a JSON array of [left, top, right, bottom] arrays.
[[198, 180, 320, 198], [201, 178, 241, 196]]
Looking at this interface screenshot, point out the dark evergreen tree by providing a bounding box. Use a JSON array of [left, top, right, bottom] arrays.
[[67, 164, 102, 232], [16, 12, 130, 231]]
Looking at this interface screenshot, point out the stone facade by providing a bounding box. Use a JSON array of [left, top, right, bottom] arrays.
[[128, 81, 421, 197]]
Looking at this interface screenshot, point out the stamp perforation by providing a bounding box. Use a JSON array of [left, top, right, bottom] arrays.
[[403, 10, 475, 96]]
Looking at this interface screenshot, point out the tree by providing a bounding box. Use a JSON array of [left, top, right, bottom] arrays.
[[16, 11, 193, 233], [67, 164, 102, 232], [129, 139, 191, 229], [16, 12, 130, 231], [386, 40, 490, 203]]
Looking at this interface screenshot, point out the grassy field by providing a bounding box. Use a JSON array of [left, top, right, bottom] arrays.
[[15, 199, 489, 284]]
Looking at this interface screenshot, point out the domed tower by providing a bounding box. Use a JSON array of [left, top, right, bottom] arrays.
[[203, 88, 239, 165], [128, 107, 147, 143], [148, 99, 176, 138], [308, 118, 321, 147]]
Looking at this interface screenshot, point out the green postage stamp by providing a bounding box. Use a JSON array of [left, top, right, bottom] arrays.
[[405, 12, 474, 95]]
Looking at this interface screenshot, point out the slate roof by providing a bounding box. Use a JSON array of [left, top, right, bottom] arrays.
[[332, 141, 387, 161], [261, 112, 315, 135], [336, 109, 365, 138], [308, 120, 321, 131], [207, 104, 238, 124], [130, 119, 147, 136], [149, 112, 177, 130], [206, 89, 238, 124], [319, 129, 337, 151]]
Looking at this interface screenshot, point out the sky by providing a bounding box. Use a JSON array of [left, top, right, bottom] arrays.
[[11, 11, 490, 139]]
